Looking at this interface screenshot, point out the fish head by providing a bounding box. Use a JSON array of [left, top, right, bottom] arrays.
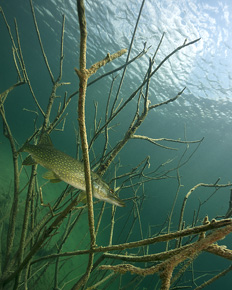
[[92, 177, 125, 207]]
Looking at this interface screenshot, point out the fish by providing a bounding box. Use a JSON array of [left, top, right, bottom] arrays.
[[19, 134, 125, 207]]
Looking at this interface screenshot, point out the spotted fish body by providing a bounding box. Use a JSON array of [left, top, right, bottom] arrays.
[[20, 134, 125, 207]]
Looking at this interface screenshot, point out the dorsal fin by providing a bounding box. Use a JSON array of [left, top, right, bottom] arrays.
[[39, 133, 53, 147]]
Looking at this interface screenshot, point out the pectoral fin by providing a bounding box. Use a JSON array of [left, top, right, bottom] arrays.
[[77, 191, 87, 204], [43, 171, 61, 183]]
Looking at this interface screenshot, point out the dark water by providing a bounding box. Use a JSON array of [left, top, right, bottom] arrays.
[[1, 0, 232, 289]]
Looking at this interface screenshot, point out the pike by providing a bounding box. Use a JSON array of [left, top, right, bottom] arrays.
[[19, 134, 125, 207]]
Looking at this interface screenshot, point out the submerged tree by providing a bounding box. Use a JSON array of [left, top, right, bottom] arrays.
[[1, 0, 232, 289]]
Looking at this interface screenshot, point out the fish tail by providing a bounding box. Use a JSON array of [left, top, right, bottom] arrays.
[[17, 141, 29, 153], [17, 130, 40, 153], [17, 141, 36, 166]]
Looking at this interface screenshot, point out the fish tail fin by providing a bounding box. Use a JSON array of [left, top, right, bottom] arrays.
[[17, 141, 36, 166], [17, 130, 40, 153], [17, 142, 28, 153]]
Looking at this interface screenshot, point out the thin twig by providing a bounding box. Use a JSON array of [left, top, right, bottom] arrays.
[[29, 0, 55, 83]]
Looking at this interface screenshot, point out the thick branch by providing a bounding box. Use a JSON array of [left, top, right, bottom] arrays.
[[99, 223, 232, 290], [30, 219, 232, 263], [72, 1, 95, 289]]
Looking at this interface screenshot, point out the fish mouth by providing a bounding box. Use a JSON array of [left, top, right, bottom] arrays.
[[93, 187, 125, 207], [103, 193, 125, 207]]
